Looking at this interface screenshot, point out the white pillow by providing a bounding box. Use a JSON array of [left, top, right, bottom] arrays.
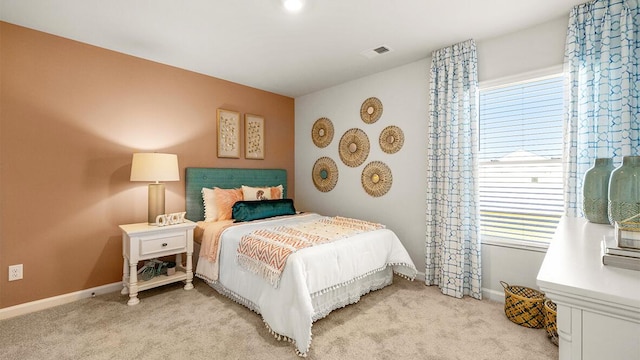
[[241, 185, 284, 201], [241, 185, 273, 201], [201, 187, 217, 222]]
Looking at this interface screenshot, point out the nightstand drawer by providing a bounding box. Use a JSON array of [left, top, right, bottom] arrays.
[[139, 233, 186, 257]]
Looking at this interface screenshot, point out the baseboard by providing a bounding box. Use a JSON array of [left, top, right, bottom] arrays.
[[414, 272, 504, 303], [483, 287, 505, 303], [0, 282, 122, 320], [1, 276, 503, 320]]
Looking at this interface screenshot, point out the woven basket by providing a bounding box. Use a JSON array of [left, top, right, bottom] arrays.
[[500, 281, 545, 329], [544, 299, 559, 346]]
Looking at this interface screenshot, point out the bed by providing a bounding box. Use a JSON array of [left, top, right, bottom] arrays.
[[185, 167, 416, 356]]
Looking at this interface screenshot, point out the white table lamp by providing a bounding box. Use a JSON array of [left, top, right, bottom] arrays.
[[130, 153, 180, 224]]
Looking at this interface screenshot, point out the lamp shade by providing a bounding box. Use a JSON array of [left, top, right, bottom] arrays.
[[130, 153, 180, 182]]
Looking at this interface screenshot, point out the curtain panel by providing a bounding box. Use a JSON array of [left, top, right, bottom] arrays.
[[564, 0, 640, 216], [425, 39, 482, 300]]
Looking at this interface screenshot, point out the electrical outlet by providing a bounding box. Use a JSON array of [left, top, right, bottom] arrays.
[[9, 264, 23, 281]]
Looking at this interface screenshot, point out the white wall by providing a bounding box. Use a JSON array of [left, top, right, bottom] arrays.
[[295, 59, 430, 270], [294, 15, 569, 300], [477, 15, 568, 81]]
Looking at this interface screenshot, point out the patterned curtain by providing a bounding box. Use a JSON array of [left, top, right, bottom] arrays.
[[425, 39, 481, 300], [564, 0, 640, 216]]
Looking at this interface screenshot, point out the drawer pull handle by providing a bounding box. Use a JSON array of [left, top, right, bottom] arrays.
[[162, 243, 168, 247]]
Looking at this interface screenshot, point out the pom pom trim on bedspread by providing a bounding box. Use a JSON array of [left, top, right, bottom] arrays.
[[311, 268, 394, 322], [196, 262, 416, 357], [309, 262, 415, 299]]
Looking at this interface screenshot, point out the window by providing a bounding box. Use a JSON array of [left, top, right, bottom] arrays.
[[479, 73, 564, 246]]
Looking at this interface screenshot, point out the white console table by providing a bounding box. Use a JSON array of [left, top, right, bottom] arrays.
[[537, 216, 640, 360]]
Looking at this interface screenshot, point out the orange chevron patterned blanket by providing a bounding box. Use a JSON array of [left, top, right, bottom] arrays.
[[236, 216, 385, 287]]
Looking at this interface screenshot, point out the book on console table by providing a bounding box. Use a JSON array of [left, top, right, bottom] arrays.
[[602, 236, 640, 271], [604, 235, 640, 258], [617, 236, 640, 249], [614, 215, 640, 249]]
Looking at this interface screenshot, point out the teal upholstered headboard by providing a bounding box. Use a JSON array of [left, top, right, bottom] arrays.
[[185, 167, 288, 222]]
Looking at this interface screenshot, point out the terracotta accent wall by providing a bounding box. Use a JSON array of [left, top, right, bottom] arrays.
[[0, 22, 295, 308]]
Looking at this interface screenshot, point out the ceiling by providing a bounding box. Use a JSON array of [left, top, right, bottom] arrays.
[[0, 0, 585, 98]]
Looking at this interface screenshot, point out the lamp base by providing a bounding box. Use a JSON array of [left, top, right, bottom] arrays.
[[148, 183, 166, 225]]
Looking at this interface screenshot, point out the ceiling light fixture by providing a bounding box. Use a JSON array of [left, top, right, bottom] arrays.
[[283, 0, 304, 12]]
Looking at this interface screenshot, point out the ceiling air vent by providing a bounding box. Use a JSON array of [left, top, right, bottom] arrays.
[[360, 45, 394, 59], [374, 46, 390, 54]]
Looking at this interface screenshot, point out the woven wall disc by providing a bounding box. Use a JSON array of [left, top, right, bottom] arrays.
[[312, 157, 338, 192], [379, 125, 404, 154], [361, 161, 392, 197], [311, 117, 334, 148], [360, 97, 383, 124], [339, 128, 370, 167]]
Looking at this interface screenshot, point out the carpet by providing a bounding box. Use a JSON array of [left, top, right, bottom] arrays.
[[0, 277, 558, 360]]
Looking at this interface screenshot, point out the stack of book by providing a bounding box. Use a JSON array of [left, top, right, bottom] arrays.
[[602, 235, 640, 271]]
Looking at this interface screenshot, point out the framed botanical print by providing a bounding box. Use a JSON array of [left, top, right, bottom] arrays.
[[244, 114, 265, 159], [217, 109, 240, 158]]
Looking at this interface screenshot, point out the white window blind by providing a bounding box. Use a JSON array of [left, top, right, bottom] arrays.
[[479, 75, 564, 244]]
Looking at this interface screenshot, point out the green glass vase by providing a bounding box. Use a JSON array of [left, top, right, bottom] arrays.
[[608, 156, 640, 225], [583, 158, 614, 224]]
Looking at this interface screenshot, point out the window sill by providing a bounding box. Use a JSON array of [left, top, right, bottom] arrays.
[[481, 236, 549, 253]]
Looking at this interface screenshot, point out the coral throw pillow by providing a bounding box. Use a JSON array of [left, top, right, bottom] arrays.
[[214, 187, 243, 220]]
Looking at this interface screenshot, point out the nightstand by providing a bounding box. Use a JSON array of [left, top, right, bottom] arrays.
[[119, 220, 196, 305]]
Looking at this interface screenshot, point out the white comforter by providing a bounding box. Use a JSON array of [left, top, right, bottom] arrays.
[[195, 213, 416, 356]]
